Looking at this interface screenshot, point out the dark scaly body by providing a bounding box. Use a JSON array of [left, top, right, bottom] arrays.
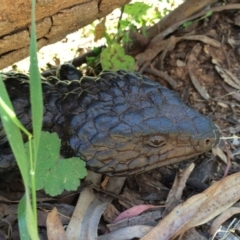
[[0, 70, 220, 176]]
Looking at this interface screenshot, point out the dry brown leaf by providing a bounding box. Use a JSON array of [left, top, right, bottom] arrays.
[[220, 82, 240, 102], [141, 172, 240, 240], [215, 65, 240, 90], [107, 210, 162, 233], [163, 163, 195, 216], [0, 196, 10, 203], [228, 36, 240, 48], [114, 205, 163, 223], [209, 207, 240, 235], [66, 171, 101, 239], [217, 102, 228, 108], [101, 176, 110, 189], [187, 44, 210, 100], [0, 204, 9, 218], [234, 14, 240, 27], [103, 203, 120, 223], [213, 59, 240, 90], [212, 146, 227, 164], [141, 193, 208, 240], [181, 228, 207, 240], [189, 70, 210, 100], [94, 18, 106, 42], [79, 177, 126, 239], [46, 207, 67, 240], [176, 60, 186, 67], [98, 225, 153, 240], [119, 188, 143, 209]]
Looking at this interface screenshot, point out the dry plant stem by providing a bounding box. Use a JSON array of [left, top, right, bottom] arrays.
[[223, 139, 231, 177], [92, 186, 134, 207], [148, 4, 240, 48], [138, 61, 150, 74], [117, 6, 125, 34], [146, 0, 218, 39], [144, 67, 177, 89], [137, 33, 221, 70], [217, 128, 230, 177]]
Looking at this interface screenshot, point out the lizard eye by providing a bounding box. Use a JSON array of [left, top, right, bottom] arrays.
[[147, 136, 166, 148]]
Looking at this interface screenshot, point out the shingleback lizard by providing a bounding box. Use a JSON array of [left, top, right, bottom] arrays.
[[0, 69, 220, 176]]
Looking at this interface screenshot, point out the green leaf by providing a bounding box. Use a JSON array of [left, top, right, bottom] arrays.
[[100, 44, 135, 71], [26, 132, 87, 196], [86, 56, 97, 66], [119, 20, 130, 29], [182, 10, 213, 29], [205, 10, 213, 17], [93, 46, 102, 55], [124, 2, 151, 20], [182, 21, 193, 28], [43, 157, 87, 196]]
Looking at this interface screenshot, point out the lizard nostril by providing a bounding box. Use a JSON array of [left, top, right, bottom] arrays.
[[203, 137, 217, 148], [205, 139, 211, 146], [198, 137, 215, 149]]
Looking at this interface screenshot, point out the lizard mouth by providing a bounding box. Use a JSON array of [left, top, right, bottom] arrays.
[[103, 123, 221, 177]]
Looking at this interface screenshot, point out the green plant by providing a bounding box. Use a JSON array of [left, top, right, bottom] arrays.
[[0, 0, 41, 237], [100, 44, 135, 71], [0, 1, 87, 238], [99, 1, 162, 71], [25, 132, 87, 196], [182, 10, 213, 28]]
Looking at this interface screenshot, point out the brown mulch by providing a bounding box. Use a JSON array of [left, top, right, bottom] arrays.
[[1, 1, 240, 239]]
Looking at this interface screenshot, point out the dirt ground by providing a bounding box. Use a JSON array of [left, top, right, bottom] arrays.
[[1, 2, 240, 240]]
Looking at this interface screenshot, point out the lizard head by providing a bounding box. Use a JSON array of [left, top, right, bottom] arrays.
[[67, 71, 220, 176]]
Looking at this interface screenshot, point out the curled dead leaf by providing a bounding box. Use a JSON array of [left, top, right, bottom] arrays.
[[47, 207, 67, 240], [210, 207, 240, 235], [189, 69, 210, 100], [141, 172, 240, 240]]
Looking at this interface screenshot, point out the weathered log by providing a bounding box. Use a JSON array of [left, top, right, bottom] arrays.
[[0, 0, 130, 70]]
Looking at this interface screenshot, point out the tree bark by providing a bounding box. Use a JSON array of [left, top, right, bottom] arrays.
[[0, 0, 130, 70]]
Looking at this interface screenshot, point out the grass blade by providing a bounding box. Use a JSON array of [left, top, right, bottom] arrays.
[[18, 196, 31, 240], [0, 75, 29, 185], [29, 0, 43, 156], [0, 73, 39, 240], [18, 195, 39, 240]]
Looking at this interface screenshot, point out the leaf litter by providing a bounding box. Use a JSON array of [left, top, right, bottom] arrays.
[[2, 2, 240, 239]]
